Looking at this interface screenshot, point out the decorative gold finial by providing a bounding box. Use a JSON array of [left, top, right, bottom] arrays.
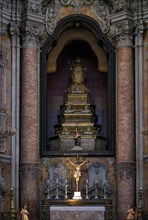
[[9, 188, 16, 220]]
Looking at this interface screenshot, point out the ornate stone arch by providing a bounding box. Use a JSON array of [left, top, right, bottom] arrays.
[[40, 14, 115, 156], [47, 28, 107, 73]]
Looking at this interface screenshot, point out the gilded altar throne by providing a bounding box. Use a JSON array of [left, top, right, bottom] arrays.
[[49, 58, 105, 152]]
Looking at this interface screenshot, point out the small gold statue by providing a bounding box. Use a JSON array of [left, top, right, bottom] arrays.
[[69, 160, 87, 192], [74, 128, 81, 146], [126, 205, 135, 220], [20, 205, 29, 220]]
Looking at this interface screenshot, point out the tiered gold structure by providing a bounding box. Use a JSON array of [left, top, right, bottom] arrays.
[[50, 58, 101, 151]]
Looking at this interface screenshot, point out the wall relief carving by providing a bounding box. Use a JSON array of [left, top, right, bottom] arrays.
[[60, 0, 93, 7], [88, 163, 111, 191], [22, 1, 42, 15], [113, 0, 132, 13], [42, 160, 112, 200], [92, 0, 110, 33], [43, 162, 71, 199], [45, 0, 110, 35], [20, 21, 47, 46], [108, 20, 134, 46]]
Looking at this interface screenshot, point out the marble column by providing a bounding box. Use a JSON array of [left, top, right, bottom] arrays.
[[20, 29, 39, 219], [116, 26, 135, 220]]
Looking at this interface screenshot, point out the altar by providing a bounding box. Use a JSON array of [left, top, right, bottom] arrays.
[[50, 206, 105, 220], [42, 199, 111, 220]]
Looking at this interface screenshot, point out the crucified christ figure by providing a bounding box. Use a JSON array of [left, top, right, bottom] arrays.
[[69, 160, 87, 192]]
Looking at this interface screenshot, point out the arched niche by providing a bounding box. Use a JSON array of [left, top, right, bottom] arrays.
[[47, 27, 107, 73], [40, 15, 115, 156]]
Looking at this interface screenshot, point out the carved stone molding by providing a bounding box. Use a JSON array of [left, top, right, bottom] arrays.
[[113, 0, 132, 13], [21, 21, 38, 47], [134, 20, 145, 36], [0, 163, 5, 188], [0, 22, 7, 36], [91, 0, 110, 33], [0, 50, 7, 68], [0, 0, 12, 13], [109, 20, 134, 47], [45, 1, 62, 35], [116, 162, 136, 181], [142, 0, 148, 12], [60, 0, 93, 7], [19, 163, 39, 178], [112, 0, 148, 14], [9, 21, 20, 36], [21, 21, 47, 47], [45, 0, 110, 35], [22, 1, 42, 15]]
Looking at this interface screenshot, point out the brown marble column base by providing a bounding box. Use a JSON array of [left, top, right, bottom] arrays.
[[20, 163, 39, 219], [116, 162, 136, 220]]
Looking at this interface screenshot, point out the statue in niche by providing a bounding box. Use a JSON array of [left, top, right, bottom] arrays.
[[69, 160, 87, 192], [71, 58, 86, 85], [74, 128, 81, 146]]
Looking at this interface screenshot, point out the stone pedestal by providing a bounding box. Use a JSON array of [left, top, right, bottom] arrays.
[[59, 138, 96, 151], [73, 191, 82, 200]]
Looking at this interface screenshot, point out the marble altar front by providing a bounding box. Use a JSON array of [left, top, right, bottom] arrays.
[[50, 206, 105, 220]]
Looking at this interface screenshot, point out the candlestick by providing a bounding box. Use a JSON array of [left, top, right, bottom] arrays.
[[65, 179, 68, 199], [56, 178, 59, 199], [85, 179, 89, 199], [95, 180, 98, 199]]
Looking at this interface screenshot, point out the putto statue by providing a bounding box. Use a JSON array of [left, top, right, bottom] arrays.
[[20, 205, 29, 220], [70, 57, 86, 85], [74, 128, 81, 146], [126, 205, 135, 220]]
